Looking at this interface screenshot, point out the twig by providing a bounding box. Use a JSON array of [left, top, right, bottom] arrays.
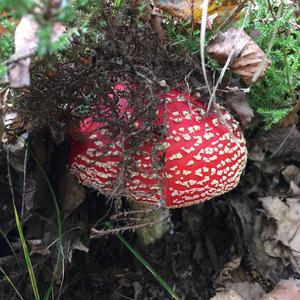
[[4, 54, 34, 66], [110, 207, 159, 219], [283, 47, 296, 101], [266, 0, 276, 21], [90, 218, 165, 238], [184, 68, 195, 114], [199, 0, 212, 100], [270, 124, 296, 158]]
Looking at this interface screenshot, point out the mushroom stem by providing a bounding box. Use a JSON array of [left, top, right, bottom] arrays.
[[128, 200, 170, 245]]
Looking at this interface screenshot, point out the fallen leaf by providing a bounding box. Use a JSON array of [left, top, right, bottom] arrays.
[[210, 289, 243, 300], [67, 238, 89, 263], [282, 165, 300, 186], [278, 96, 300, 128], [290, 181, 300, 195], [230, 196, 289, 286], [215, 256, 242, 286], [225, 282, 266, 300], [154, 0, 241, 24], [59, 173, 86, 220], [263, 279, 300, 300], [225, 87, 254, 128], [28, 239, 51, 256], [260, 196, 300, 273], [207, 28, 270, 85], [260, 125, 300, 160]]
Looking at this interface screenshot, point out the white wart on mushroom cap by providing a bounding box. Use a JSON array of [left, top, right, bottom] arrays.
[[68, 88, 247, 208]]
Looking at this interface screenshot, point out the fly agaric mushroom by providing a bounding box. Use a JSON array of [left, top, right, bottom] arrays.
[[68, 87, 247, 208]]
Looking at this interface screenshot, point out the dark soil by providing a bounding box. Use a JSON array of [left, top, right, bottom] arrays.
[[1, 128, 300, 300]]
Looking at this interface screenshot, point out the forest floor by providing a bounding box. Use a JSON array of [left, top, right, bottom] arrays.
[[0, 4, 300, 299], [1, 119, 300, 299]]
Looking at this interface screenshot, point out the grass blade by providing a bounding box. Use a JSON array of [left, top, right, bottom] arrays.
[[24, 146, 62, 300], [0, 228, 20, 267], [105, 222, 181, 300], [6, 149, 41, 300], [0, 266, 24, 300], [9, 138, 63, 300]]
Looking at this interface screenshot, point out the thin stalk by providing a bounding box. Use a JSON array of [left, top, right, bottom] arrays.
[[266, 0, 276, 21], [14, 136, 63, 300], [0, 266, 24, 300], [6, 150, 40, 300], [282, 47, 295, 101], [25, 146, 62, 300], [105, 222, 181, 300], [0, 228, 20, 267], [199, 0, 212, 99]]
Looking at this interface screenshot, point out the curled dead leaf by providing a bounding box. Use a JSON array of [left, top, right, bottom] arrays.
[[263, 279, 300, 300], [207, 28, 270, 85], [260, 196, 300, 273]]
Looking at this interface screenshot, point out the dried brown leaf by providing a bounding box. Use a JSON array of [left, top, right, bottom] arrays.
[[261, 126, 300, 160], [28, 239, 51, 256], [260, 196, 300, 273], [263, 279, 300, 300], [154, 0, 241, 24], [230, 196, 289, 285], [278, 96, 300, 128], [207, 28, 270, 85], [210, 289, 243, 300], [59, 173, 86, 220], [225, 87, 253, 128]]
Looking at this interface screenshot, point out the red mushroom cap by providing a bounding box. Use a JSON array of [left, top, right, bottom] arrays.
[[68, 87, 247, 208]]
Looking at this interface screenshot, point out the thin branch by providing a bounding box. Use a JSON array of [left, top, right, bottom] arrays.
[[270, 124, 296, 158], [199, 0, 212, 100], [21, 147, 29, 224], [90, 218, 165, 238]]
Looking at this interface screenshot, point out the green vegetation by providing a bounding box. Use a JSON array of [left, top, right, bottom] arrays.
[[243, 0, 300, 127], [106, 222, 181, 300], [166, 1, 299, 128], [0, 14, 14, 77]]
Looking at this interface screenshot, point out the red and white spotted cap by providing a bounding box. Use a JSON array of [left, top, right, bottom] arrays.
[[68, 88, 247, 208]]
